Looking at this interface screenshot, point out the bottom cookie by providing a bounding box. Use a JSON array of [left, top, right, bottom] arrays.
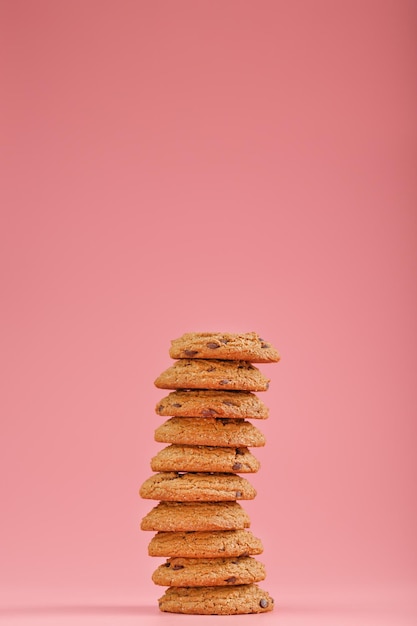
[[158, 583, 274, 614]]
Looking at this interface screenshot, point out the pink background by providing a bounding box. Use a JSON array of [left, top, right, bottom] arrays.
[[1, 1, 416, 624]]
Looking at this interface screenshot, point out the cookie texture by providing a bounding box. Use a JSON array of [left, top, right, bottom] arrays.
[[148, 529, 263, 558], [152, 556, 265, 587], [155, 390, 268, 419], [141, 502, 250, 532], [151, 445, 260, 473], [139, 472, 256, 502], [158, 583, 274, 614], [169, 332, 280, 364], [154, 417, 266, 447], [154, 359, 270, 392]]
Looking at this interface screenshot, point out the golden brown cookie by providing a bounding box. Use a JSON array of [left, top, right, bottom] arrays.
[[155, 390, 269, 419], [154, 359, 270, 392], [158, 583, 274, 614], [141, 502, 250, 532], [148, 529, 263, 558], [150, 445, 260, 473], [169, 332, 280, 363], [152, 556, 265, 587], [139, 472, 256, 502], [154, 417, 266, 447]]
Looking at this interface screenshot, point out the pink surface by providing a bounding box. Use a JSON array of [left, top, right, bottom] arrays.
[[1, 0, 416, 624]]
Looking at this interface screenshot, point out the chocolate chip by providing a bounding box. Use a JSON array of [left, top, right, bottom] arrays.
[[232, 462, 242, 471], [220, 338, 228, 344], [172, 564, 185, 570], [201, 408, 218, 417], [261, 342, 270, 349], [259, 599, 268, 608], [224, 576, 237, 583], [223, 401, 237, 407], [206, 342, 220, 349], [184, 350, 198, 357], [172, 403, 182, 408], [156, 405, 163, 411], [241, 551, 249, 557], [164, 562, 171, 568], [219, 379, 230, 385], [266, 382, 269, 390], [259, 337, 264, 342], [207, 366, 216, 372], [235, 448, 244, 455], [235, 491, 242, 498]]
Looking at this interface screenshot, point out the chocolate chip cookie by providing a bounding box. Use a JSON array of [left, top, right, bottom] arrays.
[[154, 417, 266, 447], [152, 556, 265, 587], [155, 390, 269, 419], [141, 501, 250, 532], [150, 444, 260, 473], [139, 472, 256, 502], [169, 332, 280, 363], [158, 583, 274, 614], [148, 529, 263, 558], [154, 359, 270, 392]]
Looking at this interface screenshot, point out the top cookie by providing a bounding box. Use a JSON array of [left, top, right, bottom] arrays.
[[169, 332, 280, 363], [154, 359, 270, 392]]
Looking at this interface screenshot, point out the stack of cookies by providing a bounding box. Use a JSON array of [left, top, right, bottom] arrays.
[[139, 331, 280, 615]]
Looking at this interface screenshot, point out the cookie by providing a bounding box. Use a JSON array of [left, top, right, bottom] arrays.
[[154, 417, 266, 447], [139, 472, 256, 502], [158, 583, 274, 614], [151, 445, 260, 473], [141, 502, 250, 532], [154, 359, 270, 392], [152, 556, 265, 587], [148, 529, 263, 558], [169, 332, 280, 363], [156, 390, 268, 419]]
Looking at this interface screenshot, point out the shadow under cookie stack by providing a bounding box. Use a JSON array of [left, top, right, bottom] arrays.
[[139, 331, 280, 615]]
